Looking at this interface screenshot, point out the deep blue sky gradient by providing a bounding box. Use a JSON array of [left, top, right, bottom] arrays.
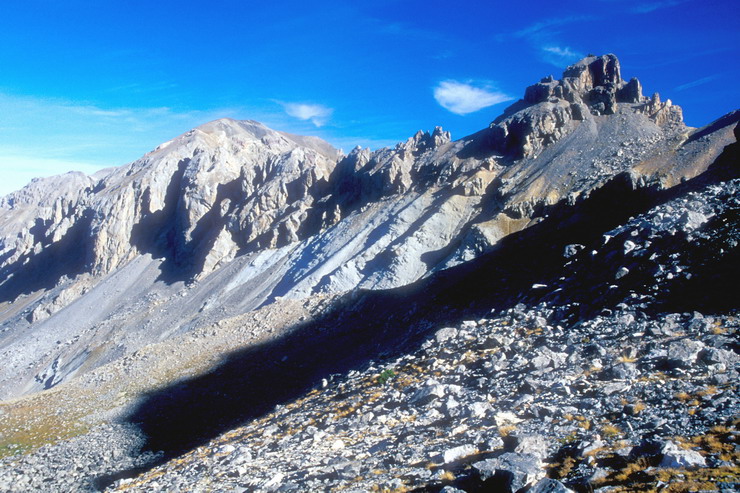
[[1, 0, 738, 194]]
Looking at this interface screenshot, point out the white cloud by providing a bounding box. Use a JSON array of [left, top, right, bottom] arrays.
[[433, 81, 513, 115], [281, 102, 333, 127], [542, 46, 580, 59], [675, 75, 719, 92], [541, 45, 584, 66]]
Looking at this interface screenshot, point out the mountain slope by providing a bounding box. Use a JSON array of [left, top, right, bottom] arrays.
[[0, 127, 737, 493]]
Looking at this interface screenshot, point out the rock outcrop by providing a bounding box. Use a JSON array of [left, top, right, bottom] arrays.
[[488, 54, 684, 161], [1, 120, 340, 286]]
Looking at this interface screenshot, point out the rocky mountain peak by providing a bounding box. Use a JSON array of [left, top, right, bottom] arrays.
[[489, 53, 684, 160], [397, 126, 452, 158], [562, 53, 622, 94]]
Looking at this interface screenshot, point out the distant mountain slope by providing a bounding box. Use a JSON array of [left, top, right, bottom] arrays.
[[0, 54, 737, 401]]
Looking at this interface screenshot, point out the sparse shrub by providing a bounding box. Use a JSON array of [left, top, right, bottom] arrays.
[[376, 369, 396, 386]]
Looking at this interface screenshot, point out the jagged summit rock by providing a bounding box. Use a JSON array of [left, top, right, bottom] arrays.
[[489, 54, 683, 160]]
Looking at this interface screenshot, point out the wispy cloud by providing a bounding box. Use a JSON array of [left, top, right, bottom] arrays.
[[542, 46, 581, 59], [514, 15, 595, 39], [433, 81, 513, 115], [594, 0, 688, 14], [631, 0, 687, 14], [541, 45, 585, 66], [280, 102, 333, 127], [510, 16, 591, 67], [105, 81, 179, 95], [675, 75, 719, 92]]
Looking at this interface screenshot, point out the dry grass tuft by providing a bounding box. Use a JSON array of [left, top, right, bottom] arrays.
[[696, 385, 718, 397], [675, 391, 692, 401], [498, 425, 517, 437], [601, 424, 622, 438], [576, 416, 592, 431], [551, 456, 577, 479], [632, 401, 646, 414], [612, 456, 652, 483], [439, 470, 455, 482]]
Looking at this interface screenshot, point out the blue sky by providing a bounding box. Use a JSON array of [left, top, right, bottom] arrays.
[[1, 0, 738, 195]]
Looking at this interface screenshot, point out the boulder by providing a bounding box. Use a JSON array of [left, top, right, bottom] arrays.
[[513, 434, 549, 460], [666, 340, 705, 368], [659, 441, 706, 468], [443, 444, 478, 464]]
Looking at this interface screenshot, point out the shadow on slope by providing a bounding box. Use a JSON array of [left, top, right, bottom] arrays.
[[103, 131, 739, 488]]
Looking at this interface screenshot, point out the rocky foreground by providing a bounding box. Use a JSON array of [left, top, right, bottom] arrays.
[[109, 308, 738, 493], [105, 178, 740, 493]]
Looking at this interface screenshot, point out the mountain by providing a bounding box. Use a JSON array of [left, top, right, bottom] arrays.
[[0, 54, 737, 492]]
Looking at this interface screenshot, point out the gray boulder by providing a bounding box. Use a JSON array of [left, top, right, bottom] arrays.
[[666, 339, 705, 368], [659, 441, 706, 468]]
